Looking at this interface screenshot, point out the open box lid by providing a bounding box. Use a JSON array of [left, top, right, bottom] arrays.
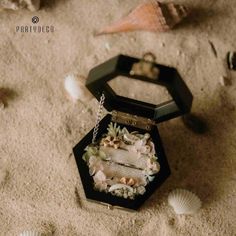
[[86, 53, 193, 123]]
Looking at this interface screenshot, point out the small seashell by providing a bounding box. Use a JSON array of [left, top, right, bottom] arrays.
[[119, 177, 136, 186], [97, 1, 189, 35], [137, 186, 146, 195], [123, 133, 140, 144], [19, 231, 42, 236], [119, 177, 127, 185], [64, 74, 93, 102], [227, 51, 236, 70], [109, 184, 133, 192], [127, 178, 135, 186], [168, 189, 202, 215], [147, 158, 160, 174]]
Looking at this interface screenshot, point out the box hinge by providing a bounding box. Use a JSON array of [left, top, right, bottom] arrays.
[[111, 111, 156, 131]]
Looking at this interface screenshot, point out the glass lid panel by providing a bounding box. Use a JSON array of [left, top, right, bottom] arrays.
[[108, 76, 173, 105]]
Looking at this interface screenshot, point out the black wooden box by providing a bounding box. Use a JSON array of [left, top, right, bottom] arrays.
[[73, 54, 193, 210]]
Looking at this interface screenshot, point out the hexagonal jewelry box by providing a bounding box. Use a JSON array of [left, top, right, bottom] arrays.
[[73, 54, 193, 210]]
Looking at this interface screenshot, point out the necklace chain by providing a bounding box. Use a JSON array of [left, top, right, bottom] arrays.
[[92, 93, 105, 144]]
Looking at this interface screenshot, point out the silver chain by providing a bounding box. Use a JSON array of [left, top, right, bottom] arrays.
[[92, 93, 105, 144]]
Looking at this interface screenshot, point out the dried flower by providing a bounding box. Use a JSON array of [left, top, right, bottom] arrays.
[[93, 170, 108, 191], [137, 186, 146, 195], [107, 122, 121, 137], [147, 158, 160, 174], [100, 136, 121, 149], [88, 156, 104, 175], [82, 146, 107, 162]]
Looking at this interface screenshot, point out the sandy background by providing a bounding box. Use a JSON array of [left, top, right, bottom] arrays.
[[0, 0, 236, 235]]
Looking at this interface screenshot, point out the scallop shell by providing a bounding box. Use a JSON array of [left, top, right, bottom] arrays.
[[97, 1, 189, 35], [64, 74, 92, 102], [168, 189, 201, 215], [19, 231, 42, 236]]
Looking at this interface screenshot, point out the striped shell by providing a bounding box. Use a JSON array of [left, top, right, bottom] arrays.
[[19, 231, 42, 236], [168, 189, 202, 215], [97, 1, 189, 35]]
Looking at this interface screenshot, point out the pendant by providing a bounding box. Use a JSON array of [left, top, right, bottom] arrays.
[[82, 122, 160, 200]]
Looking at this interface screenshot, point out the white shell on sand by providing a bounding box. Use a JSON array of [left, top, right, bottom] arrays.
[[19, 231, 42, 236], [168, 189, 202, 215], [64, 74, 92, 102]]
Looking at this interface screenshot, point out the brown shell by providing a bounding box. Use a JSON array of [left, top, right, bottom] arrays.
[[97, 1, 189, 35]]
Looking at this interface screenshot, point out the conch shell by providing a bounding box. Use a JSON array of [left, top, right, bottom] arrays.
[[97, 1, 189, 35]]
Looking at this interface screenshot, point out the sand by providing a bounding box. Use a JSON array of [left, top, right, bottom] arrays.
[[0, 0, 236, 235]]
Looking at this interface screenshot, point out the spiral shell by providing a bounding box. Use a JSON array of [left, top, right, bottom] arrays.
[[168, 189, 201, 215], [19, 231, 42, 236], [97, 1, 189, 35]]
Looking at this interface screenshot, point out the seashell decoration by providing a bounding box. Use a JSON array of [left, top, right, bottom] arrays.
[[97, 1, 189, 35], [123, 133, 140, 144], [119, 177, 136, 186], [100, 136, 121, 149], [168, 189, 202, 215], [93, 170, 108, 191], [19, 231, 42, 236], [83, 122, 160, 199], [64, 74, 93, 102]]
